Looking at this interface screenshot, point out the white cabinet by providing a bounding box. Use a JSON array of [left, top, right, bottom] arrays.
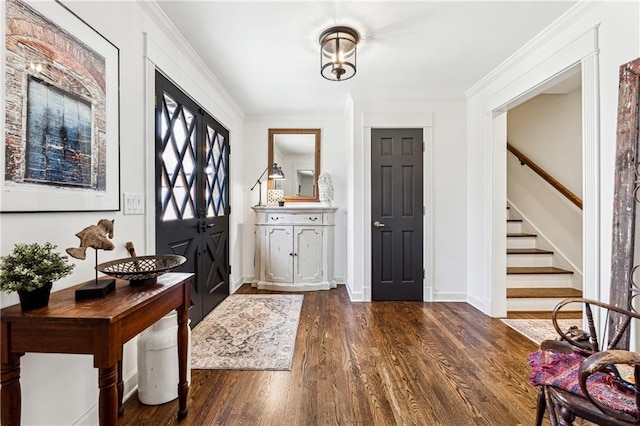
[[253, 206, 337, 291]]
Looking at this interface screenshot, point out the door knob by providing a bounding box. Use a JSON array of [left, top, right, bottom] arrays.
[[373, 221, 386, 228]]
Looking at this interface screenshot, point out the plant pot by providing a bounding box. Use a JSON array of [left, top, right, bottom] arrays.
[[278, 201, 285, 207], [17, 282, 52, 311]]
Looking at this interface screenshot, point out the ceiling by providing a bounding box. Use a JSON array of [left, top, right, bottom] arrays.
[[156, 1, 577, 117]]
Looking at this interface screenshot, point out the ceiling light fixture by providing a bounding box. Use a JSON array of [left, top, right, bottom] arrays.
[[319, 26, 360, 82]]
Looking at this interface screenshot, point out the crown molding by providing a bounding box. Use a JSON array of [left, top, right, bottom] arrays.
[[465, 0, 602, 99], [137, 0, 244, 120]]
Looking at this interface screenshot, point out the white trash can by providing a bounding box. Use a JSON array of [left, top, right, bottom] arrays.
[[137, 310, 191, 405]]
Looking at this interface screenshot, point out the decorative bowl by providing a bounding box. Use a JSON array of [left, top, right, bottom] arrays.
[[96, 255, 186, 286]]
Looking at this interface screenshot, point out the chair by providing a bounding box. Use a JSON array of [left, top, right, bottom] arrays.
[[528, 298, 640, 425]]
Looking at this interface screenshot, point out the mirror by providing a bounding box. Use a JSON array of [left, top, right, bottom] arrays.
[[268, 128, 321, 201]]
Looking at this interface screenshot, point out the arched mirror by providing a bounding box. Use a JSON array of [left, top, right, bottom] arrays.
[[268, 128, 321, 202]]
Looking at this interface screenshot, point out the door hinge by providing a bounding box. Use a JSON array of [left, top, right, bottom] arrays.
[[228, 265, 231, 274], [423, 206, 425, 215], [422, 141, 425, 152], [423, 269, 425, 279], [228, 144, 230, 155], [228, 205, 232, 215]]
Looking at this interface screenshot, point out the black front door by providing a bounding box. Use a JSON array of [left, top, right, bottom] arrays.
[[371, 128, 424, 301], [155, 72, 230, 326]]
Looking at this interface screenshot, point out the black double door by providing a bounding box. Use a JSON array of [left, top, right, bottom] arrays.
[[371, 128, 424, 301], [155, 72, 230, 326]]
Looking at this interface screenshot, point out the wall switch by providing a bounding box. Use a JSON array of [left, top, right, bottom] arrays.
[[123, 193, 144, 215]]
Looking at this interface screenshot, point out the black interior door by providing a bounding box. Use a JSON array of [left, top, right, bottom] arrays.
[[371, 128, 423, 301], [155, 72, 230, 326]]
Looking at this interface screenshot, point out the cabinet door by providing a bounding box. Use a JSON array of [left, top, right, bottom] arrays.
[[294, 226, 323, 283], [265, 226, 293, 282]]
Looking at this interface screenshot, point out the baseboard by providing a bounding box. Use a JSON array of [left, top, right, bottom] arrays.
[[465, 293, 491, 314], [72, 403, 97, 426], [124, 369, 138, 403], [344, 280, 365, 301], [433, 291, 467, 302], [72, 367, 138, 425], [233, 276, 253, 292]]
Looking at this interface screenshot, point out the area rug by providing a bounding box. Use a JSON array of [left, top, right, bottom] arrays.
[[190, 294, 303, 370], [501, 318, 582, 345]]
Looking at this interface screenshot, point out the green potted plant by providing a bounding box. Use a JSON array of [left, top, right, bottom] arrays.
[[0, 242, 75, 311], [277, 195, 285, 207]]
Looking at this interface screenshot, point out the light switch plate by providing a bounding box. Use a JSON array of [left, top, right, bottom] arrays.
[[123, 193, 144, 215]]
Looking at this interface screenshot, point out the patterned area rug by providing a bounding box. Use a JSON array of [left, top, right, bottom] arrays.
[[191, 294, 303, 370], [501, 318, 582, 345]]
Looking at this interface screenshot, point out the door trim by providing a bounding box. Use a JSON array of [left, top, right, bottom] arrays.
[[362, 114, 434, 302], [143, 33, 243, 293], [488, 32, 600, 317]]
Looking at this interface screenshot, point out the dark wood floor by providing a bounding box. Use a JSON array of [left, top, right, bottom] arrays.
[[121, 284, 553, 425]]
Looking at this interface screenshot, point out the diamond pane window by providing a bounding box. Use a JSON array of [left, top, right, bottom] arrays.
[[205, 127, 227, 216], [160, 92, 197, 221]]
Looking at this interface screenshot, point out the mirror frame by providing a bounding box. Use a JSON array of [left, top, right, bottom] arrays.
[[268, 128, 321, 202]]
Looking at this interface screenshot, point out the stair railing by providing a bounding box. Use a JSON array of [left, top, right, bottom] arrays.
[[507, 142, 582, 210]]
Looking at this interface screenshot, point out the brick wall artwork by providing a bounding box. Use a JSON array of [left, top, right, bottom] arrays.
[[5, 0, 105, 190], [2, 0, 119, 212]]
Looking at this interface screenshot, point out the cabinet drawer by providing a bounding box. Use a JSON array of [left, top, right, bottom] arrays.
[[267, 213, 323, 224]]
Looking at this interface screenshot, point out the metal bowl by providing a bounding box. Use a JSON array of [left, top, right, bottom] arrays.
[[96, 255, 186, 286]]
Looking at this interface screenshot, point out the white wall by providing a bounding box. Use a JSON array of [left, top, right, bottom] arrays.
[[0, 1, 244, 424], [346, 97, 467, 302], [242, 115, 348, 284], [466, 1, 640, 316], [508, 90, 583, 197], [507, 90, 583, 278]]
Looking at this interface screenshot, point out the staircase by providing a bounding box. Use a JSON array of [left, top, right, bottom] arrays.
[[506, 215, 582, 311]]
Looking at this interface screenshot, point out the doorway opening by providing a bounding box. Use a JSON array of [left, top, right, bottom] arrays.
[[505, 67, 584, 312], [489, 59, 601, 317]]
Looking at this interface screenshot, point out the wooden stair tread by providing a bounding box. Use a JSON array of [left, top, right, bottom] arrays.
[[507, 232, 537, 238], [507, 288, 582, 298], [507, 266, 573, 275], [507, 248, 553, 255]]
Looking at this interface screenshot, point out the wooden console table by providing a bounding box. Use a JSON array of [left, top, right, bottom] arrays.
[[0, 272, 193, 426]]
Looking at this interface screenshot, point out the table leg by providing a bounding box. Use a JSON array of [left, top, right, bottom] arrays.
[[177, 306, 189, 420], [117, 359, 124, 416], [1, 353, 23, 426], [98, 364, 118, 426]]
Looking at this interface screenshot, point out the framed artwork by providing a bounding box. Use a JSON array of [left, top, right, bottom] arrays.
[[1, 0, 120, 212]]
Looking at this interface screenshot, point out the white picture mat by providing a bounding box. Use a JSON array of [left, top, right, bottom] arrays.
[[0, 0, 119, 212]]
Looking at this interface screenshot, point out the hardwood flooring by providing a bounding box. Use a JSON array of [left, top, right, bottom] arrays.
[[121, 285, 550, 425]]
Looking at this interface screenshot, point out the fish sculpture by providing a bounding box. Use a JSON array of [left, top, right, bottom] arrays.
[[66, 219, 115, 260]]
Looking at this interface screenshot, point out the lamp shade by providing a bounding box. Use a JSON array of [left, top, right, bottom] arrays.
[[319, 26, 359, 81], [268, 163, 285, 180]]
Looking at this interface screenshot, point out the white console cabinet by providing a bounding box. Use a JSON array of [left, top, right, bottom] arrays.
[[252, 205, 337, 291]]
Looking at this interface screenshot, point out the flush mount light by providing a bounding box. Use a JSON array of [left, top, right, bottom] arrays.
[[319, 26, 360, 81]]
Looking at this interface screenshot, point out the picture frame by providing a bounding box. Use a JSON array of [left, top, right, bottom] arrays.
[[1, 0, 120, 212]]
